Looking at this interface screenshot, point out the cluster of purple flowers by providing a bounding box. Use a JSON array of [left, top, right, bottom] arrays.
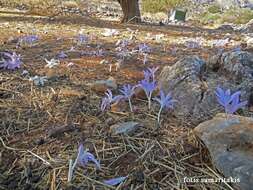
[[215, 87, 247, 114], [17, 35, 39, 47], [100, 67, 176, 123], [138, 67, 176, 122]]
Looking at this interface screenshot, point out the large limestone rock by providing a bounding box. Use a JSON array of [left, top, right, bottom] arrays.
[[158, 50, 253, 122], [194, 113, 253, 190], [208, 50, 253, 80]]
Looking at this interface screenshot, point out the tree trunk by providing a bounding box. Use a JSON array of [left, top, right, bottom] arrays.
[[117, 0, 141, 23]]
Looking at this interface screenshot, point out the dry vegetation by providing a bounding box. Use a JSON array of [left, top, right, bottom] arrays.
[[0, 1, 247, 190]]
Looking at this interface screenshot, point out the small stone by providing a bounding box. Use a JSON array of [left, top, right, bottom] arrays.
[[47, 124, 76, 138], [35, 138, 45, 146], [105, 118, 114, 125], [134, 86, 160, 100], [110, 122, 142, 135], [90, 77, 117, 94], [110, 99, 128, 112]]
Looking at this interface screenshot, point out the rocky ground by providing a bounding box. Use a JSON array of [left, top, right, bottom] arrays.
[[0, 2, 253, 190]]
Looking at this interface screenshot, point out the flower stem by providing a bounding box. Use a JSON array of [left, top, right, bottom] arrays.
[[67, 159, 73, 183], [157, 107, 163, 124], [128, 98, 133, 112], [148, 94, 152, 110]]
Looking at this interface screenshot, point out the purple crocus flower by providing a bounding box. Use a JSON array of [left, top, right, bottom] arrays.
[[119, 84, 136, 112], [138, 43, 151, 54], [73, 144, 100, 169], [101, 89, 122, 112], [116, 39, 129, 48], [147, 67, 159, 81], [104, 176, 127, 186], [138, 79, 157, 109], [117, 49, 129, 60], [0, 52, 22, 70], [215, 87, 247, 114], [57, 51, 68, 59], [75, 34, 89, 45], [143, 70, 152, 81], [18, 35, 39, 46], [154, 90, 176, 123], [68, 144, 101, 182]]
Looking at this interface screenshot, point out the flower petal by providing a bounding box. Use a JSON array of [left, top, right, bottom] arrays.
[[103, 176, 126, 186]]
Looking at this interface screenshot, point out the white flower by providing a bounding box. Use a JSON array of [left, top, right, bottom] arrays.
[[29, 75, 48, 86], [44, 58, 60, 68], [102, 28, 119, 37]]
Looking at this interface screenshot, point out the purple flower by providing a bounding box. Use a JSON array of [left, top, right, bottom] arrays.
[[75, 34, 89, 45], [138, 43, 151, 54], [215, 87, 247, 114], [138, 79, 157, 109], [143, 67, 158, 82], [185, 41, 200, 49], [143, 70, 152, 81], [68, 144, 101, 182], [154, 90, 176, 123], [0, 52, 22, 70], [116, 39, 129, 48], [119, 84, 136, 112], [119, 84, 136, 98], [57, 51, 68, 59], [73, 144, 100, 169], [147, 67, 159, 81], [104, 176, 127, 186], [18, 35, 39, 46], [117, 49, 129, 60], [101, 89, 121, 112], [115, 39, 130, 61]]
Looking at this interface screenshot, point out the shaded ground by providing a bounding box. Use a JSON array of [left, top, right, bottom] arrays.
[[0, 9, 243, 190]]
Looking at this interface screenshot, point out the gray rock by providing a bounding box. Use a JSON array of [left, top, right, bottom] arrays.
[[217, 50, 253, 80], [158, 56, 206, 121], [194, 113, 253, 190], [89, 77, 117, 90], [97, 78, 117, 89], [110, 122, 142, 135], [158, 51, 252, 122]]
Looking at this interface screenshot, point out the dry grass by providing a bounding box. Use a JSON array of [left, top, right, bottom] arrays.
[[0, 6, 241, 190]]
